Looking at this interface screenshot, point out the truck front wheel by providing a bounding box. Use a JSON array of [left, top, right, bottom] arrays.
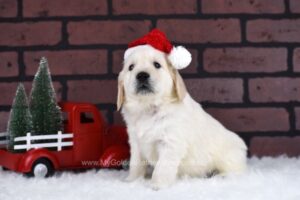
[[28, 158, 54, 178]]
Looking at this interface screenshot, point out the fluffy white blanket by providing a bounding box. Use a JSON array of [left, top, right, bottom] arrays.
[[0, 156, 299, 200]]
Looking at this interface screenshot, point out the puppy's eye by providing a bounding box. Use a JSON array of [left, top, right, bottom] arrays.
[[128, 64, 134, 71], [153, 62, 161, 69]]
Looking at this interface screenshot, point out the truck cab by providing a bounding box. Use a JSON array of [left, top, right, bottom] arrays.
[[61, 102, 105, 166]]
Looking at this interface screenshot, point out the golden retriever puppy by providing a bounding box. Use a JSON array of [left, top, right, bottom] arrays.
[[117, 29, 247, 190]]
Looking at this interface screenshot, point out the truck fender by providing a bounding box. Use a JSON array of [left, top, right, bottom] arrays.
[[17, 148, 59, 173], [99, 145, 130, 168]]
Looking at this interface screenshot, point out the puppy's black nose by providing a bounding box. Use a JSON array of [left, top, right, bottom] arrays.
[[136, 72, 150, 82]]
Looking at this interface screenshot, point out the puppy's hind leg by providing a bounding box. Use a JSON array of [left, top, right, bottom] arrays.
[[216, 150, 247, 176]]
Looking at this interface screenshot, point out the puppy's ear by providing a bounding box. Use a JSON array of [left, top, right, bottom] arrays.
[[171, 68, 187, 101], [117, 76, 125, 111]]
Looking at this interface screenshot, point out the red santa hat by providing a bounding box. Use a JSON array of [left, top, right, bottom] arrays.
[[124, 29, 192, 70]]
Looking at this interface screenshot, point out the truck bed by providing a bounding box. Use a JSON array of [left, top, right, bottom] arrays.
[[0, 149, 23, 171]]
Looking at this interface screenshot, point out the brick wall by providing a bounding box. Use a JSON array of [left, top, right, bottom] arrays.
[[1, 0, 300, 157]]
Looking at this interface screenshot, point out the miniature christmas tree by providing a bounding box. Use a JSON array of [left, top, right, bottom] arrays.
[[29, 57, 62, 135], [7, 83, 32, 152]]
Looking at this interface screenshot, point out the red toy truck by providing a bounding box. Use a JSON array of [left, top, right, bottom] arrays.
[[0, 102, 130, 177]]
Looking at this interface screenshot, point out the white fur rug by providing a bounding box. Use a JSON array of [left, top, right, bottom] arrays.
[[0, 156, 299, 200]]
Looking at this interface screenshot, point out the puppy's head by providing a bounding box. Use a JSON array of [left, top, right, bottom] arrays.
[[117, 45, 187, 110]]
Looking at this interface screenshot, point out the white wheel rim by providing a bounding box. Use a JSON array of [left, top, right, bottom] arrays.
[[34, 164, 48, 178]]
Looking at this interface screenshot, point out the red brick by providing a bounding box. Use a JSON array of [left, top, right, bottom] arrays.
[[0, 0, 17, 17], [206, 108, 289, 132], [23, 0, 107, 17], [179, 49, 198, 74], [112, 49, 125, 74], [113, 0, 197, 15], [0, 22, 61, 46], [157, 19, 241, 43], [24, 50, 107, 76], [67, 80, 117, 104], [293, 48, 300, 72], [295, 107, 300, 130], [203, 48, 287, 73], [112, 49, 198, 74], [247, 19, 300, 42], [250, 137, 300, 157], [0, 82, 62, 105], [0, 83, 22, 105], [185, 78, 243, 103], [0, 52, 18, 77], [290, 0, 300, 13], [68, 20, 151, 45], [0, 112, 9, 132], [202, 0, 284, 14], [249, 78, 300, 102]]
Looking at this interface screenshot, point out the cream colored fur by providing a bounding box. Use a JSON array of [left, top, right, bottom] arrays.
[[117, 45, 247, 190]]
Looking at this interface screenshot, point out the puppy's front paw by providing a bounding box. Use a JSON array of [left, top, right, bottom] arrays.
[[150, 180, 172, 190], [124, 174, 139, 182]]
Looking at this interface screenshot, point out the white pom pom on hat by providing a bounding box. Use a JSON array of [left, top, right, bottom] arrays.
[[124, 29, 192, 70], [168, 46, 192, 70]]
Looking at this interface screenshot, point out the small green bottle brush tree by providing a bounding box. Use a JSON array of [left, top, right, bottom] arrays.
[[7, 83, 32, 152], [30, 57, 62, 136], [7, 57, 63, 152]]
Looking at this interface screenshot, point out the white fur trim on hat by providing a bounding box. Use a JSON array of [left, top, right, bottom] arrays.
[[168, 46, 192, 70], [124, 45, 152, 60]]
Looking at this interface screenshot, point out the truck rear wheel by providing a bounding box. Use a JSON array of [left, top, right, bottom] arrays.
[[28, 158, 54, 178], [1, 166, 9, 171]]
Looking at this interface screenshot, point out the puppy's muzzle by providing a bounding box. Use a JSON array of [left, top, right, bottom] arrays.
[[136, 71, 153, 94], [136, 72, 149, 83]]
